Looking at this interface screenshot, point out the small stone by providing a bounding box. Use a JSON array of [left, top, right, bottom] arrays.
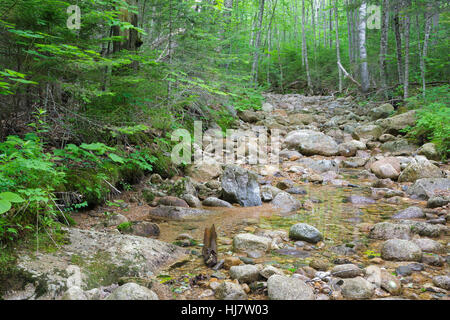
[[215, 282, 247, 300], [229, 265, 261, 283], [341, 277, 375, 299], [289, 223, 323, 243], [331, 264, 363, 278], [267, 275, 315, 300], [432, 275, 450, 290], [381, 239, 422, 262], [106, 283, 158, 300]]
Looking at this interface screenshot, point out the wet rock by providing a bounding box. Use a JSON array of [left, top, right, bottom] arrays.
[[298, 158, 339, 173], [398, 220, 447, 237], [267, 275, 315, 300], [215, 282, 247, 300], [344, 195, 376, 205], [271, 191, 302, 214], [398, 156, 444, 182], [369, 222, 412, 240], [106, 283, 158, 300], [341, 277, 375, 299], [202, 197, 232, 208], [149, 206, 213, 220], [284, 130, 339, 156], [157, 196, 189, 208], [331, 264, 363, 278], [229, 265, 261, 283], [381, 239, 422, 262], [233, 233, 271, 252], [289, 223, 323, 243], [370, 158, 401, 179], [285, 187, 307, 195], [432, 275, 450, 290], [221, 165, 262, 207], [330, 245, 357, 256], [392, 206, 425, 220], [61, 286, 87, 300], [260, 266, 284, 279], [274, 249, 311, 258], [412, 238, 444, 253], [407, 178, 450, 200]]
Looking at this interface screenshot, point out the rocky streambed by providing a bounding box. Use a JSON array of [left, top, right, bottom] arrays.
[[3, 94, 449, 300]]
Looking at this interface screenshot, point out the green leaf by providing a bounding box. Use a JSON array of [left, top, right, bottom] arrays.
[[0, 192, 24, 203], [0, 199, 12, 214], [108, 153, 125, 164]]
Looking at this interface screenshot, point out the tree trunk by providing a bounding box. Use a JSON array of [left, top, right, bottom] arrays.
[[302, 0, 312, 92], [358, 1, 369, 93], [421, 5, 433, 98], [251, 0, 265, 84], [403, 0, 411, 100], [393, 2, 403, 84], [379, 0, 389, 96], [334, 0, 342, 92]]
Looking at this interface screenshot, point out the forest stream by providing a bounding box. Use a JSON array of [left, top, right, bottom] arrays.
[[6, 93, 448, 301]]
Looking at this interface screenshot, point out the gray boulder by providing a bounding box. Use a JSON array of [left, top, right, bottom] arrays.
[[271, 191, 302, 214], [392, 206, 424, 220], [215, 282, 247, 300], [398, 156, 444, 182], [202, 197, 233, 208], [221, 165, 262, 207], [267, 275, 315, 300], [381, 239, 422, 261], [289, 223, 323, 243], [407, 178, 450, 200], [341, 277, 375, 299], [284, 130, 339, 156], [229, 265, 261, 283], [107, 283, 158, 300], [233, 233, 272, 252]]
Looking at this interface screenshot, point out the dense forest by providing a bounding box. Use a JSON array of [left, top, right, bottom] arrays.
[[0, 0, 449, 302]]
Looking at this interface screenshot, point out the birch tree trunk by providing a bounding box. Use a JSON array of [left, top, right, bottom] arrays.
[[403, 0, 411, 100], [358, 1, 369, 93], [252, 0, 265, 84], [421, 5, 433, 98], [379, 0, 389, 96], [302, 0, 312, 92], [334, 0, 342, 92], [346, 0, 353, 64]]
